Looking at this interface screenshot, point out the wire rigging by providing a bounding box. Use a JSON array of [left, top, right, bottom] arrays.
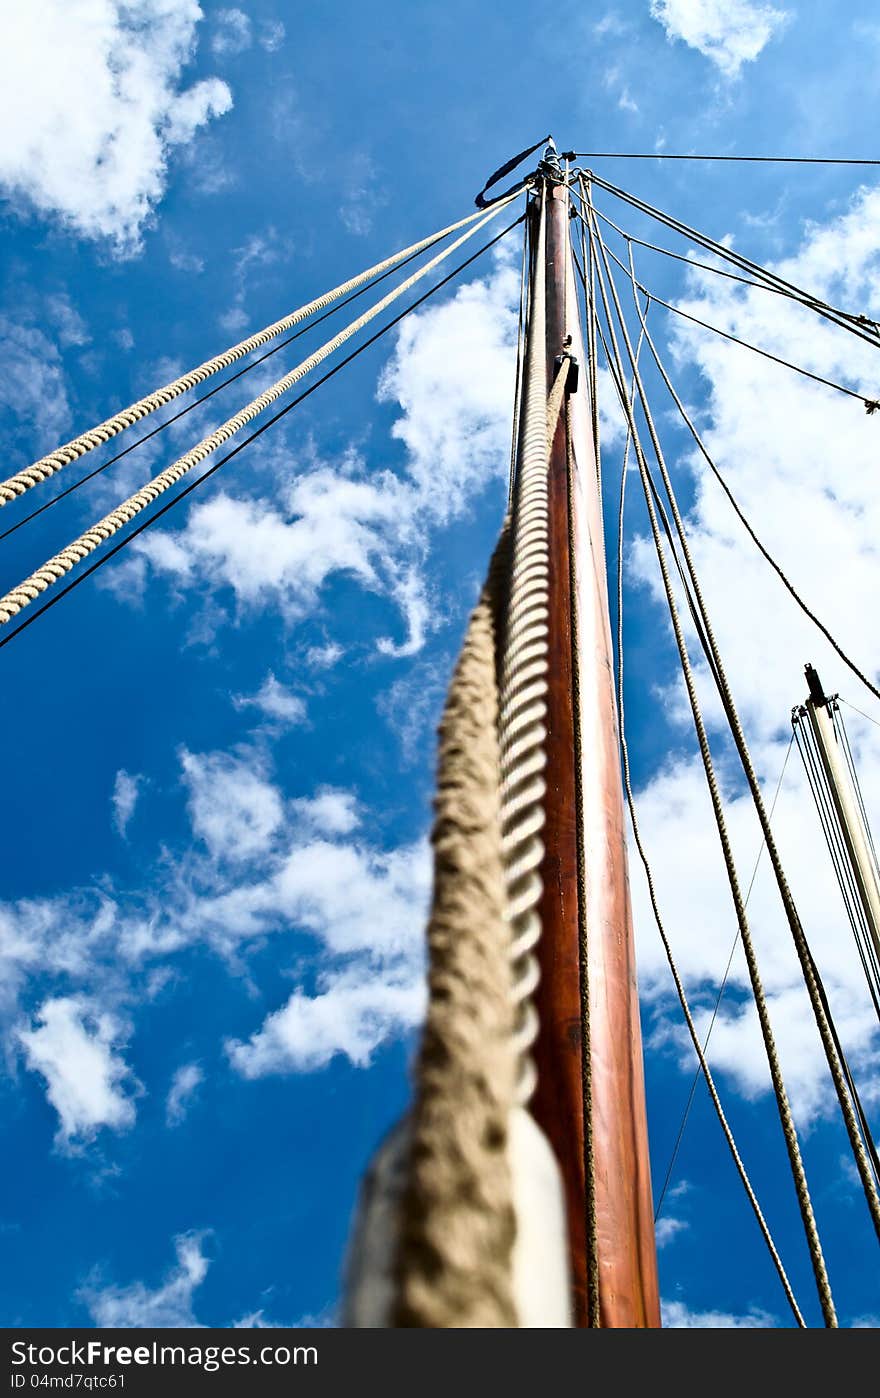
[[569, 153, 880, 166], [583, 172, 880, 352], [616, 240, 880, 709], [570, 201, 878, 409], [595, 264, 807, 1319], [587, 182, 880, 1258], [653, 735, 795, 1224], [587, 198, 880, 335], [582, 173, 840, 1324]]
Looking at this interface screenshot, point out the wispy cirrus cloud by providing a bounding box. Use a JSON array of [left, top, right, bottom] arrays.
[[662, 1297, 775, 1326], [81, 1231, 210, 1326], [112, 770, 144, 839], [165, 1062, 204, 1125]]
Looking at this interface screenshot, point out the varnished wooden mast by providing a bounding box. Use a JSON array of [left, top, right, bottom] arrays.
[[527, 171, 661, 1327]]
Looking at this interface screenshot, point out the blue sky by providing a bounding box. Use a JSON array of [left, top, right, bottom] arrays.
[[1, 0, 879, 1330]]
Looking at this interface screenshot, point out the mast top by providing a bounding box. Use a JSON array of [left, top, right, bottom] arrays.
[[538, 137, 565, 184], [805, 663, 833, 708]]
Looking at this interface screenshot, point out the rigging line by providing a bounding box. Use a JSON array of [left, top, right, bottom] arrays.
[[588, 299, 724, 686], [0, 218, 522, 655], [596, 233, 875, 409], [585, 185, 839, 1325], [585, 173, 880, 350], [840, 697, 880, 731], [654, 735, 795, 1224], [612, 302, 807, 1328], [568, 211, 603, 491], [0, 198, 519, 629], [577, 245, 719, 672], [591, 200, 880, 1253], [619, 241, 880, 708], [0, 237, 445, 547], [507, 214, 529, 507], [568, 184, 602, 490], [585, 172, 846, 309], [0, 199, 518, 509], [569, 153, 880, 166], [580, 196, 880, 337]]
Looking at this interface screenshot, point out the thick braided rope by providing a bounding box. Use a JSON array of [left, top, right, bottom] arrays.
[[598, 207, 880, 1251], [391, 195, 552, 1327], [0, 201, 513, 627], [0, 205, 500, 508], [587, 205, 838, 1326], [392, 534, 519, 1328]]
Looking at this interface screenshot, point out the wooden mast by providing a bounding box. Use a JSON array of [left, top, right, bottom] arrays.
[[526, 159, 661, 1327]]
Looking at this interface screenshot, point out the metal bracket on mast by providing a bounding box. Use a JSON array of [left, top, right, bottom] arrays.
[[537, 138, 566, 186]]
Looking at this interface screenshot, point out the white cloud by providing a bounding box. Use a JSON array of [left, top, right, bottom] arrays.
[[662, 1298, 775, 1327], [181, 748, 284, 863], [270, 837, 428, 957], [132, 470, 419, 642], [233, 673, 307, 727], [217, 227, 290, 335], [655, 1216, 688, 1248], [226, 822, 430, 1074], [228, 969, 425, 1075], [82, 1232, 210, 1326], [594, 13, 628, 38], [0, 0, 232, 250], [623, 185, 880, 1119], [168, 242, 205, 273], [166, 1062, 204, 1124], [0, 317, 72, 455], [17, 997, 137, 1148], [112, 769, 143, 838], [1, 736, 431, 1112], [338, 153, 386, 238], [376, 251, 520, 520], [291, 788, 360, 837], [211, 7, 251, 56], [259, 20, 286, 53], [131, 252, 520, 653], [45, 293, 90, 349], [305, 640, 344, 669], [650, 0, 788, 78], [377, 658, 447, 765]]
